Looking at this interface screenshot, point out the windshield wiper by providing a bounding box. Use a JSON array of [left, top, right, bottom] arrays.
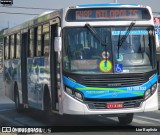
[[85, 23, 107, 46], [117, 21, 136, 58], [85, 23, 109, 65]]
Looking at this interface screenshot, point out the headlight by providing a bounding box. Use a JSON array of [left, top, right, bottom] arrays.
[[151, 83, 157, 93], [65, 86, 83, 101], [144, 88, 151, 100], [144, 83, 157, 100], [75, 91, 83, 101], [66, 87, 73, 95]]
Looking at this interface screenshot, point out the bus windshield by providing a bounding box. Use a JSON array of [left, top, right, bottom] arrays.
[[63, 26, 155, 74]]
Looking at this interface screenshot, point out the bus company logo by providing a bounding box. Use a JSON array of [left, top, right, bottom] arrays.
[[0, 0, 13, 5], [107, 83, 122, 87], [112, 92, 118, 97]]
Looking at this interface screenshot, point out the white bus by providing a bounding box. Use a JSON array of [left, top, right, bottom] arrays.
[[3, 3, 158, 124]]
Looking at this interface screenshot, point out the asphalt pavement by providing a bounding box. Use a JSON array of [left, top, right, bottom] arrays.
[[0, 73, 14, 111]]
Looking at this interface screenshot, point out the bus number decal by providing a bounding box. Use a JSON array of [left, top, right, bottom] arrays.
[[127, 86, 146, 91]]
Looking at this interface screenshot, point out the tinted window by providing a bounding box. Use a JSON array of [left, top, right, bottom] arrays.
[[4, 37, 9, 60], [37, 26, 42, 56], [16, 33, 20, 58], [42, 23, 49, 56], [29, 28, 34, 57], [10, 35, 14, 59]]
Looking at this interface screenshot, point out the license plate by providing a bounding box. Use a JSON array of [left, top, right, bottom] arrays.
[[107, 102, 123, 109]]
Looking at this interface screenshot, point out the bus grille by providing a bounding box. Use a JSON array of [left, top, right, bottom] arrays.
[[81, 75, 147, 87], [86, 99, 143, 109]]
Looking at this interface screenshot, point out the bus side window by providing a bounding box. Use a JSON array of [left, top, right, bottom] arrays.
[[29, 28, 34, 57], [16, 33, 21, 59], [4, 37, 8, 60], [34, 27, 37, 57], [10, 35, 14, 59], [36, 26, 42, 57], [14, 34, 17, 59], [43, 33, 49, 56], [42, 23, 49, 56], [8, 36, 11, 59]]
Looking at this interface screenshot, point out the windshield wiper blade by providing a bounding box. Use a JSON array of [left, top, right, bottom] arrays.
[[117, 21, 136, 58], [85, 23, 107, 46], [117, 31, 121, 59], [118, 21, 136, 47], [85, 23, 109, 67]]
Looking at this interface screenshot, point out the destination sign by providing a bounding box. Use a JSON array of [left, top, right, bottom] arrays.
[[66, 8, 150, 21]]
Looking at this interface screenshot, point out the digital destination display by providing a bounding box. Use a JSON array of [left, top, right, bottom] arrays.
[[66, 8, 150, 21]]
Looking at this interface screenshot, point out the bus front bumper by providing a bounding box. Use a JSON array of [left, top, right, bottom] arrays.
[[62, 89, 158, 115]]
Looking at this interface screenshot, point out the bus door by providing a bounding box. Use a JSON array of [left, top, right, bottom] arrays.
[[21, 31, 28, 105], [50, 18, 60, 111]]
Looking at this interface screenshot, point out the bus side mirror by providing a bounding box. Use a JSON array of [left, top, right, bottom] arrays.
[[54, 37, 62, 63], [54, 37, 62, 52]]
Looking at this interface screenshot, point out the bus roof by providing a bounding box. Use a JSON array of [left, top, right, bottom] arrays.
[[77, 3, 141, 8], [4, 9, 62, 35], [4, 3, 151, 35]]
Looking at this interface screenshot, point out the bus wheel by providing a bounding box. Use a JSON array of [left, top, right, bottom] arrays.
[[44, 90, 52, 117], [118, 113, 134, 125], [14, 86, 24, 113]]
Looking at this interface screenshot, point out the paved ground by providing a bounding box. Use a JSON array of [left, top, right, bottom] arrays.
[[0, 73, 14, 110]]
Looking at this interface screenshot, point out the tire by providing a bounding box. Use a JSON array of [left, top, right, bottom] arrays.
[[14, 85, 24, 113], [44, 90, 52, 117], [118, 113, 134, 125], [43, 90, 63, 125]]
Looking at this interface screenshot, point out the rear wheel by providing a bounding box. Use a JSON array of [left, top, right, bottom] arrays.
[[14, 85, 24, 113], [118, 113, 134, 125]]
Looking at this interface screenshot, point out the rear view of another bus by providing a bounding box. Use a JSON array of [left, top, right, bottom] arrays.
[[60, 4, 158, 124]]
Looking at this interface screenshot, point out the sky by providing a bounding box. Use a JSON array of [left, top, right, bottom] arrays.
[[0, 0, 160, 30]]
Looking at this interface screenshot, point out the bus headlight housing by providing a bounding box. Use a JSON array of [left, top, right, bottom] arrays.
[[144, 88, 151, 100], [65, 86, 83, 101], [151, 83, 157, 93], [66, 87, 73, 95], [144, 83, 157, 100], [75, 91, 83, 100]]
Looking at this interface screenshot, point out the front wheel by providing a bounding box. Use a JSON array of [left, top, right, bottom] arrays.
[[118, 113, 134, 125], [14, 86, 24, 113], [43, 90, 52, 118]]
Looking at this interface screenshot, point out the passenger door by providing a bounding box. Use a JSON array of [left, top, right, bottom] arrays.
[[50, 18, 60, 111]]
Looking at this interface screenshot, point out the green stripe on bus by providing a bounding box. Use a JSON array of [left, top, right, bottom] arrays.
[[77, 87, 144, 96]]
